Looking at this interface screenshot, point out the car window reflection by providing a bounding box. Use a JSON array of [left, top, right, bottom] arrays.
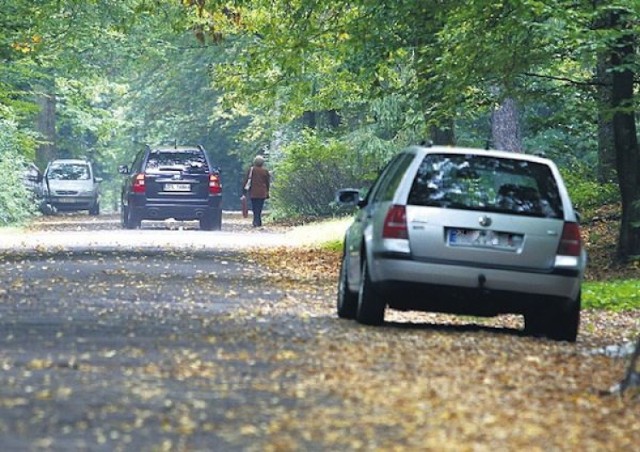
[[47, 164, 90, 181], [145, 151, 209, 174], [408, 154, 564, 218]]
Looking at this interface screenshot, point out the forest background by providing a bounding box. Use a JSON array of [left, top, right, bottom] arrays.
[[0, 0, 639, 264]]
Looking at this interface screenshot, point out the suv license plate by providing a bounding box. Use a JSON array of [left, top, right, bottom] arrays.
[[164, 183, 190, 192]]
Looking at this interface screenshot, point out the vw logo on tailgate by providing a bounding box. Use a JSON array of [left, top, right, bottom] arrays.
[[478, 215, 492, 227]]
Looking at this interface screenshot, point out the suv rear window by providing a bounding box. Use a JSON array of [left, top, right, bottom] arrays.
[[407, 154, 564, 218], [145, 149, 209, 174]]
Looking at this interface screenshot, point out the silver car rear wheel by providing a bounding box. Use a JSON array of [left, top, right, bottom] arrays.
[[548, 292, 580, 342], [525, 292, 580, 342], [356, 259, 385, 325]]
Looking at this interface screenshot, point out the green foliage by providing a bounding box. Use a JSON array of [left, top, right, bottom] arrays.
[[560, 165, 619, 220], [583, 280, 640, 311], [270, 132, 371, 217], [0, 113, 39, 225], [0, 0, 636, 227]]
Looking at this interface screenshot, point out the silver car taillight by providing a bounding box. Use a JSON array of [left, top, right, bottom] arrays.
[[554, 222, 582, 267], [382, 205, 411, 254], [382, 205, 408, 238]]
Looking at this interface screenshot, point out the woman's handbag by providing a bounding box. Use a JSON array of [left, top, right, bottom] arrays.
[[244, 167, 253, 192], [240, 195, 249, 218]]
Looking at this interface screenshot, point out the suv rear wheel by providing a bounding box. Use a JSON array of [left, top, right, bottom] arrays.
[[122, 205, 140, 229], [200, 208, 222, 231]]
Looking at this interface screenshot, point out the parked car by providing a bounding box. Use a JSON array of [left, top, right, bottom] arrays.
[[42, 159, 102, 215], [336, 145, 586, 342], [118, 145, 223, 230]]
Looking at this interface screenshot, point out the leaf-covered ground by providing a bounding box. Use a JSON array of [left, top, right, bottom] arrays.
[[581, 203, 640, 281], [207, 254, 640, 451], [240, 209, 640, 450]]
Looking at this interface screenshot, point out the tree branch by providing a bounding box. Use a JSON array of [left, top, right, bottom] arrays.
[[523, 72, 640, 87]]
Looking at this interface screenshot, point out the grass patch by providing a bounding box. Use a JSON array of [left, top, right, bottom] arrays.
[[284, 217, 351, 247], [583, 279, 640, 311], [319, 239, 343, 253]]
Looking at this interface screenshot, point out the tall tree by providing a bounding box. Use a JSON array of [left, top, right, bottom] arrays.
[[593, 3, 617, 183], [492, 97, 522, 152], [609, 7, 640, 260], [434, 0, 640, 260]]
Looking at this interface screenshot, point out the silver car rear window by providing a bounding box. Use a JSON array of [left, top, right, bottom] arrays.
[[407, 154, 564, 219], [47, 163, 90, 181]]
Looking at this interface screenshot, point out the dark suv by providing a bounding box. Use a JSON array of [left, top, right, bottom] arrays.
[[118, 145, 223, 230]]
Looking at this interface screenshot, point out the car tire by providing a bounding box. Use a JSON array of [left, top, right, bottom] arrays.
[[547, 292, 581, 342], [525, 293, 580, 342], [89, 202, 100, 216], [123, 206, 140, 229], [200, 216, 214, 231], [120, 204, 127, 228], [337, 253, 358, 319], [356, 258, 386, 325], [212, 207, 222, 231], [524, 311, 546, 338], [201, 208, 222, 231]]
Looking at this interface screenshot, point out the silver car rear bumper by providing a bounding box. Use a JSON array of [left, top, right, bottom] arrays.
[[371, 254, 582, 300]]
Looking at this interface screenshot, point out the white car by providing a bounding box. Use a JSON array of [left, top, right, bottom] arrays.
[[336, 146, 586, 342], [43, 159, 102, 215]]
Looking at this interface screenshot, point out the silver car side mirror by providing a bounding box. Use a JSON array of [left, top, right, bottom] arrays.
[[336, 189, 363, 206]]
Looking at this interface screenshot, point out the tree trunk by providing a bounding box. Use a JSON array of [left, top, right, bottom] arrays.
[[596, 55, 616, 182], [610, 11, 640, 261], [594, 5, 617, 183], [429, 118, 455, 145], [35, 92, 56, 169], [491, 97, 522, 152]]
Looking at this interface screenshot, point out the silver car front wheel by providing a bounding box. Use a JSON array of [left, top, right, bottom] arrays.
[[337, 253, 358, 319], [356, 259, 386, 325]]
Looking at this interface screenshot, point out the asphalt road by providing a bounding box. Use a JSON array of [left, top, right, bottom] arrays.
[[0, 213, 310, 451], [0, 213, 292, 253]]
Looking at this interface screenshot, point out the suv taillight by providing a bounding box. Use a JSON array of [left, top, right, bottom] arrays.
[[382, 205, 408, 239], [209, 174, 222, 195], [132, 173, 145, 193], [557, 222, 582, 256]]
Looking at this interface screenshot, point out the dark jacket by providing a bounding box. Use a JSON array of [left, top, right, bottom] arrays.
[[244, 165, 270, 199]]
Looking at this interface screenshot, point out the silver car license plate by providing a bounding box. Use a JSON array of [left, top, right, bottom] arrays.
[[164, 183, 190, 192], [448, 228, 522, 250]]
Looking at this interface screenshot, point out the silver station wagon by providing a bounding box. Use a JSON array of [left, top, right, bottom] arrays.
[[336, 146, 586, 342]]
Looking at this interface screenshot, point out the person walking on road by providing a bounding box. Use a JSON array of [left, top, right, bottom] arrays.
[[242, 155, 270, 227]]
